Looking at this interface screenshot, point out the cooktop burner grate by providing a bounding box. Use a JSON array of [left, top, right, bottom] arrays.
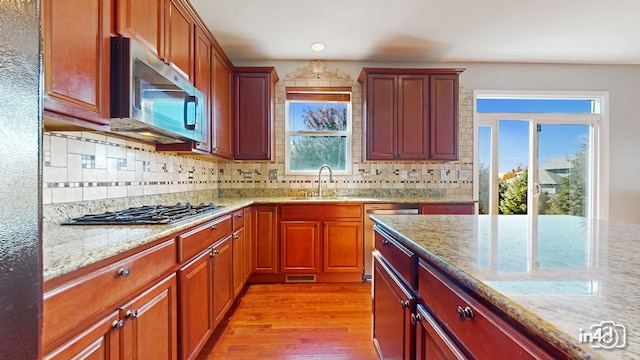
[[63, 202, 225, 225]]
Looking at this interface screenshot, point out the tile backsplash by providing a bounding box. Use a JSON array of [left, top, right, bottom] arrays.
[[42, 131, 219, 205]]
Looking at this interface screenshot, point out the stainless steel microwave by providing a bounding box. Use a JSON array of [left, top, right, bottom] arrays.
[[109, 36, 204, 144]]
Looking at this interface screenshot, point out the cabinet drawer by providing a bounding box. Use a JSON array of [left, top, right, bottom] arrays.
[[420, 203, 474, 214], [177, 215, 232, 262], [232, 209, 244, 231], [280, 204, 362, 220], [43, 239, 177, 349], [418, 259, 554, 359], [374, 229, 416, 289]]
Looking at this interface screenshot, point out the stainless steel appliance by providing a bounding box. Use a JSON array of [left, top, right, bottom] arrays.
[[63, 202, 224, 225], [363, 203, 420, 279], [110, 36, 205, 144]]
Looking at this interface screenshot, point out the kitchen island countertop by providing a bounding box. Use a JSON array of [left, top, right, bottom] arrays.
[[370, 214, 639, 360]]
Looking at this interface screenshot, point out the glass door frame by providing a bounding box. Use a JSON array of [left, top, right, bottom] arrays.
[[473, 90, 609, 221]]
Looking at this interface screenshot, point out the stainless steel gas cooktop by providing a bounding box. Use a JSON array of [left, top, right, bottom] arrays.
[[63, 202, 225, 225]]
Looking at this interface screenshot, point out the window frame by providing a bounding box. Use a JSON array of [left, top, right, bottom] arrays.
[[284, 88, 353, 175]]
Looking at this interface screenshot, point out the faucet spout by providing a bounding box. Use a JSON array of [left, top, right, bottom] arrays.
[[318, 164, 333, 197]]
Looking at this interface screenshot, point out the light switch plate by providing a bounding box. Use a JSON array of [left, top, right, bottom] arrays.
[[458, 170, 468, 180], [268, 169, 278, 180], [440, 170, 447, 179]]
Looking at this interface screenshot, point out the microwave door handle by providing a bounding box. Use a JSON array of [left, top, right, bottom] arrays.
[[183, 95, 197, 130]]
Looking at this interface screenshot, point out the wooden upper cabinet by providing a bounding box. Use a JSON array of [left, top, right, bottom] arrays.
[[430, 74, 460, 160], [42, 0, 111, 131], [165, 0, 194, 81], [211, 50, 234, 159], [358, 68, 464, 161], [192, 25, 212, 153], [116, 0, 164, 58], [116, 0, 193, 81], [234, 67, 279, 160]]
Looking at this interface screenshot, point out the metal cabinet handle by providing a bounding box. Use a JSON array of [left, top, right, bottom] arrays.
[[382, 239, 390, 246], [401, 300, 410, 309], [112, 319, 125, 330], [117, 267, 131, 278], [233, 235, 239, 239], [212, 225, 217, 231], [212, 249, 220, 256], [410, 312, 422, 325], [237, 213, 243, 218], [456, 306, 474, 321], [126, 310, 138, 320]]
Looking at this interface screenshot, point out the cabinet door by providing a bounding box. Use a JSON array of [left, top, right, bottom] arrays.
[[242, 207, 253, 282], [165, 0, 193, 81], [116, 0, 163, 58], [280, 221, 320, 273], [212, 236, 234, 328], [253, 205, 279, 273], [397, 75, 429, 160], [42, 0, 111, 130], [211, 50, 234, 159], [323, 220, 363, 273], [366, 74, 397, 160], [43, 311, 121, 360], [373, 255, 415, 360], [415, 304, 467, 360], [429, 74, 459, 160], [178, 250, 214, 360], [193, 25, 212, 153], [121, 274, 178, 360], [234, 69, 276, 160], [232, 227, 245, 297]]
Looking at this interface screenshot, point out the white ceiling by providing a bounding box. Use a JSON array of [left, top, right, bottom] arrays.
[[190, 0, 640, 65]]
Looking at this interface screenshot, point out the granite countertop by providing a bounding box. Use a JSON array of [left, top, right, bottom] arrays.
[[43, 196, 473, 282], [370, 214, 639, 360]]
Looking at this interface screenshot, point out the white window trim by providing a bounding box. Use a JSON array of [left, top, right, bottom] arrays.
[[473, 90, 609, 220], [284, 99, 353, 176]]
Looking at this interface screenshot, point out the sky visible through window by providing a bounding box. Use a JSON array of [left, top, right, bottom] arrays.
[[477, 99, 593, 174]]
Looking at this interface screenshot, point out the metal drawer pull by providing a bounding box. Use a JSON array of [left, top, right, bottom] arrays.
[[212, 225, 218, 230], [410, 313, 422, 325], [456, 306, 474, 321], [117, 267, 131, 278], [126, 310, 138, 320], [112, 319, 125, 330], [382, 239, 390, 246], [401, 300, 410, 309]]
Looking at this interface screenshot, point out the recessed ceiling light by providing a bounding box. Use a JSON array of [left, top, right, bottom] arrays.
[[311, 42, 325, 52]]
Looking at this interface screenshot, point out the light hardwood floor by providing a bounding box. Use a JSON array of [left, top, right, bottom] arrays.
[[197, 282, 378, 359]]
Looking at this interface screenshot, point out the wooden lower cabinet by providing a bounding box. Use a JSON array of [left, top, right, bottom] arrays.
[[252, 205, 279, 274], [420, 202, 474, 215], [414, 304, 466, 360], [323, 220, 362, 272], [179, 249, 214, 360], [373, 254, 415, 360], [44, 274, 177, 360], [212, 236, 234, 327], [280, 220, 320, 273], [44, 311, 121, 360], [279, 204, 364, 280]]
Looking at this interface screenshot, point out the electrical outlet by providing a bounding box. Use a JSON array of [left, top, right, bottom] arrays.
[[458, 170, 468, 180], [400, 170, 408, 179], [440, 170, 447, 179], [408, 170, 419, 178], [268, 169, 278, 180], [187, 171, 194, 179], [243, 172, 253, 178]]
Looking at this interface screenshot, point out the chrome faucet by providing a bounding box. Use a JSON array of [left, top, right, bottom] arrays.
[[318, 164, 333, 198]]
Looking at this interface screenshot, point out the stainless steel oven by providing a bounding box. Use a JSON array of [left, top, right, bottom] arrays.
[[363, 203, 419, 279]]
